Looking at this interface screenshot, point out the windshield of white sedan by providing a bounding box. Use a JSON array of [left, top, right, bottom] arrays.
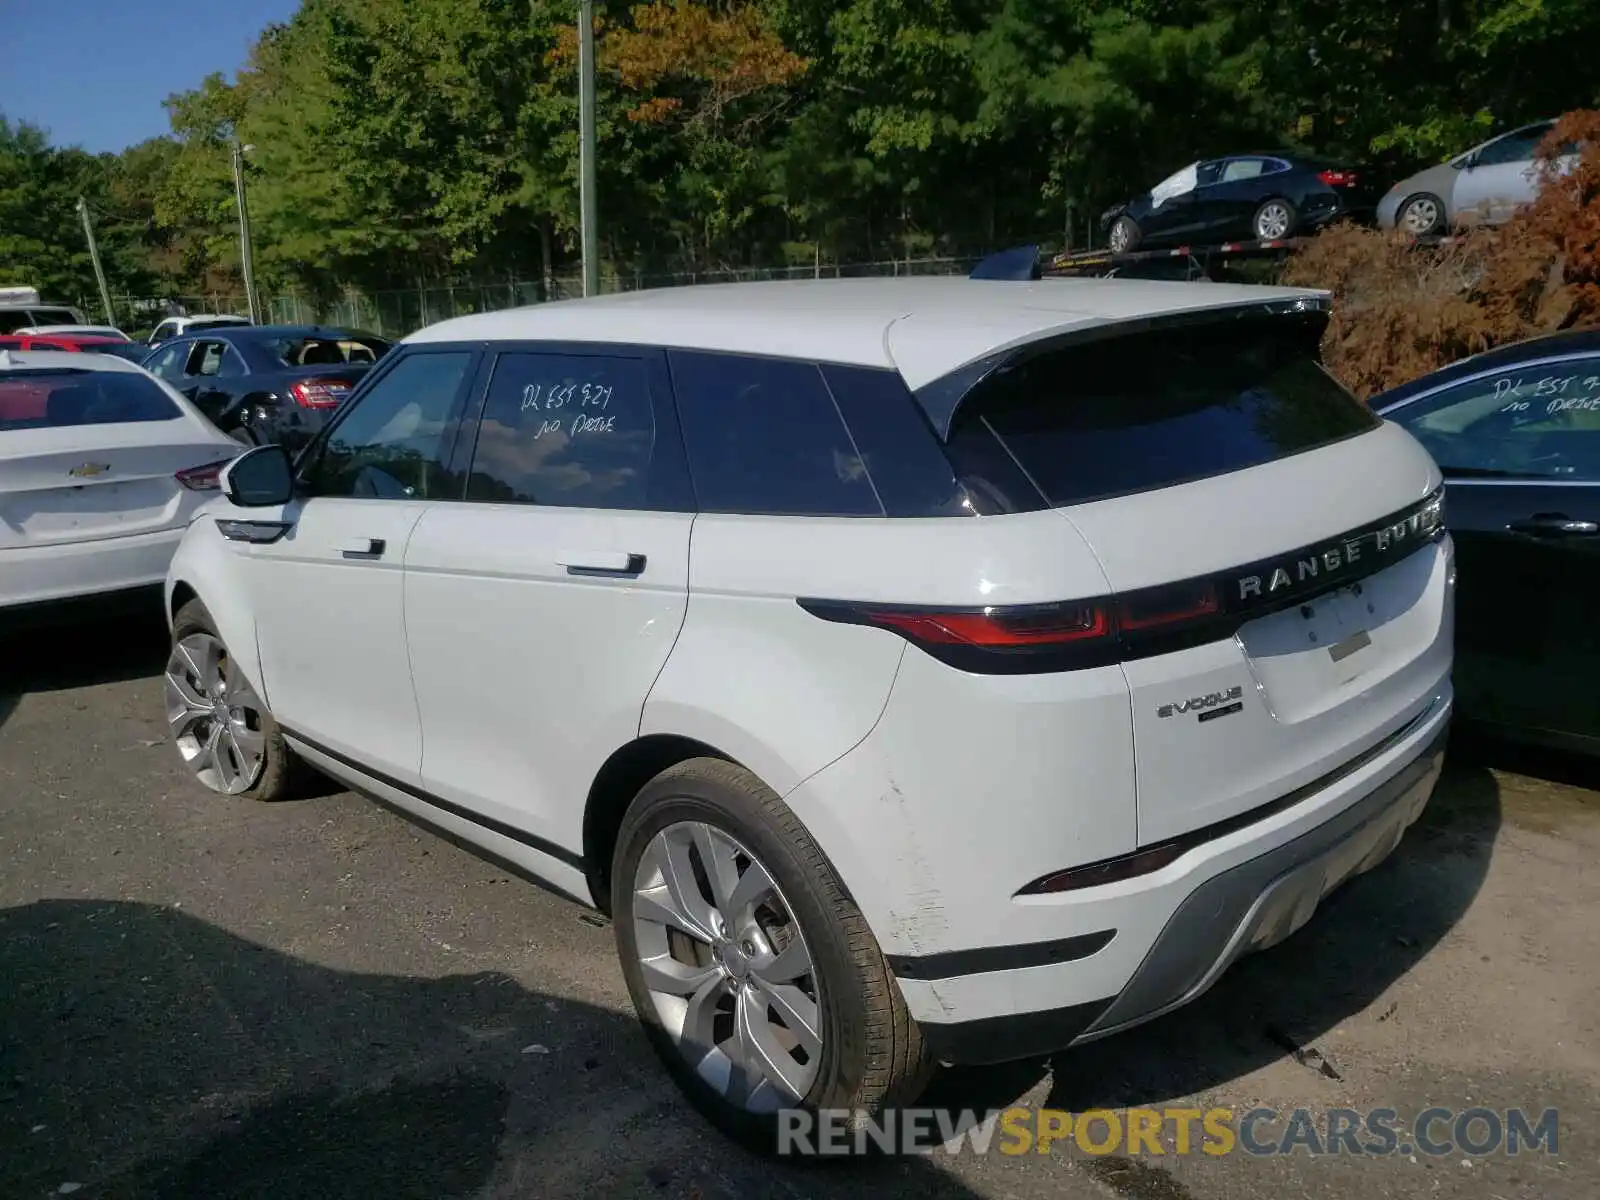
[[0, 369, 181, 430]]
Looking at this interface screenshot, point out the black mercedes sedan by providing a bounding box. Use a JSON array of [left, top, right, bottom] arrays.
[[139, 324, 391, 451], [1374, 328, 1600, 753], [1100, 153, 1374, 253]]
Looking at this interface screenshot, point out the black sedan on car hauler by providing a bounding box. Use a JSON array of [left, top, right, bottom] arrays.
[[1101, 153, 1374, 252], [1375, 328, 1600, 753], [140, 324, 391, 450]]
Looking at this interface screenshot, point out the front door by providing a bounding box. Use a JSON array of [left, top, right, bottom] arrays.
[[1383, 351, 1600, 742], [1454, 123, 1548, 225], [247, 347, 480, 778], [403, 344, 695, 858]]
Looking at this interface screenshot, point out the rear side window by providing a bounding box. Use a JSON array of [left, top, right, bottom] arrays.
[[950, 315, 1376, 507], [670, 351, 882, 516], [0, 369, 180, 430], [464, 352, 659, 510], [821, 364, 968, 516]]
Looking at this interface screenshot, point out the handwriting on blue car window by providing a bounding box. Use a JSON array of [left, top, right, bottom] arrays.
[[1494, 373, 1600, 414]]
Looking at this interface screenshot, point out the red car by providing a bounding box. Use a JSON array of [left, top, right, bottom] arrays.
[[0, 333, 148, 362]]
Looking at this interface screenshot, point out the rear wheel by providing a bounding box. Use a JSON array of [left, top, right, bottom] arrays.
[[164, 599, 301, 801], [1253, 198, 1297, 241], [1108, 215, 1142, 253], [611, 758, 932, 1149]]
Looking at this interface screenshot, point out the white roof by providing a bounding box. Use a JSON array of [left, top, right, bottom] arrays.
[[18, 325, 129, 339], [405, 276, 1327, 391]]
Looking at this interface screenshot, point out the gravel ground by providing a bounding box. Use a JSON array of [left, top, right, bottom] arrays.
[[2, 615, 1596, 1199]]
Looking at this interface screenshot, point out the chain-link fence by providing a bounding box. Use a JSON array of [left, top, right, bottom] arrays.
[[94, 255, 986, 341]]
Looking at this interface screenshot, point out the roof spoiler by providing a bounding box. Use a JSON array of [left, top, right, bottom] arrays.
[[968, 244, 1041, 281], [911, 297, 1333, 440]]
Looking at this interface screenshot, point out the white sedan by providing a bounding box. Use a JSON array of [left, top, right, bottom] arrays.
[[15, 324, 132, 342], [1, 349, 241, 623]]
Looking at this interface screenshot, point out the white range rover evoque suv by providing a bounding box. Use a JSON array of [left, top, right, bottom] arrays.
[[164, 272, 1454, 1144]]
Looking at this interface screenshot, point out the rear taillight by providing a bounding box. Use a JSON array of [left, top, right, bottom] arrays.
[[288, 378, 352, 409], [798, 579, 1227, 673], [1317, 169, 1359, 188], [863, 604, 1109, 647], [175, 459, 234, 491]]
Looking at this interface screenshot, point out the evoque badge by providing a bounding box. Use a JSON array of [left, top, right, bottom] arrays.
[[67, 462, 111, 479]]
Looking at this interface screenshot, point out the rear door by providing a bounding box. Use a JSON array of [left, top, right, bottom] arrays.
[[403, 343, 695, 858], [1381, 351, 1600, 743], [1197, 157, 1276, 237], [0, 367, 234, 553], [948, 313, 1449, 844]]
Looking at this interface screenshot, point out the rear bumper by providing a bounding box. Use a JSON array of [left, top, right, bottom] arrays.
[[914, 706, 1449, 1064], [0, 525, 185, 613]]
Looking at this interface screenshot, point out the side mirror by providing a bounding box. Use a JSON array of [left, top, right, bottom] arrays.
[[222, 444, 294, 507]]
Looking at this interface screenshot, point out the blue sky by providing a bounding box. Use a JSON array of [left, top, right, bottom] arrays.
[[0, 0, 301, 153]]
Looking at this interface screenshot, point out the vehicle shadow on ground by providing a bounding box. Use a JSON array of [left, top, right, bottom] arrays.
[[931, 757, 1504, 1118], [0, 899, 983, 1200], [0, 613, 169, 732], [1452, 728, 1600, 796]]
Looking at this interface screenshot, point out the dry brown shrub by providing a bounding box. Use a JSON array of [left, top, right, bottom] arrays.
[[1282, 109, 1600, 401]]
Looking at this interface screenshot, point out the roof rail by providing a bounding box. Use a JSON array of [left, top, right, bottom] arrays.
[[969, 244, 1041, 281]]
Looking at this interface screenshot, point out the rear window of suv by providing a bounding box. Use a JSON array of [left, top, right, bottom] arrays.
[[948, 313, 1377, 507], [0, 369, 181, 430]]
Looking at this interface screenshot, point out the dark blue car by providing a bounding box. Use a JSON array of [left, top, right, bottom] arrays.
[[1374, 328, 1600, 752], [140, 324, 392, 451]]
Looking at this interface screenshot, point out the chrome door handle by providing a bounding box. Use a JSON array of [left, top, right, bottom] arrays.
[[557, 550, 646, 578], [337, 537, 386, 557], [217, 519, 290, 544], [1508, 515, 1599, 538]]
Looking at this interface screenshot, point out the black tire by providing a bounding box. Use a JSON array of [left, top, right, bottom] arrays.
[[169, 598, 304, 802], [1253, 197, 1298, 241], [1109, 215, 1142, 253], [611, 757, 933, 1152], [1397, 192, 1446, 237]]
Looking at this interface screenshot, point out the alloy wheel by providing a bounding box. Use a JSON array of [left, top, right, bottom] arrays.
[[1256, 202, 1292, 240], [1401, 196, 1441, 235], [1109, 221, 1130, 253], [631, 820, 822, 1113], [165, 632, 268, 795]]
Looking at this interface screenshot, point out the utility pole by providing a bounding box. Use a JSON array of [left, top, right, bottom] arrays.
[[578, 0, 600, 298], [75, 197, 116, 327], [231, 140, 262, 323]]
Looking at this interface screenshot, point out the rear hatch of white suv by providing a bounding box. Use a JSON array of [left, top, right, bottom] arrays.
[[937, 306, 1450, 846]]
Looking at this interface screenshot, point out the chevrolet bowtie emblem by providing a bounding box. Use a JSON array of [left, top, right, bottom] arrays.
[[68, 462, 111, 479]]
